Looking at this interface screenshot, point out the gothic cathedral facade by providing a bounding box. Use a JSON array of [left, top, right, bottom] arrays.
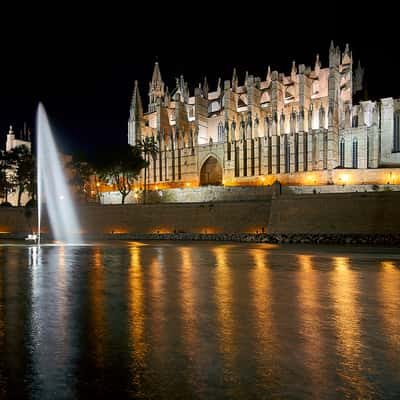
[[128, 42, 400, 188]]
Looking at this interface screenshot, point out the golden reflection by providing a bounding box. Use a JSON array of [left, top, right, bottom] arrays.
[[297, 255, 325, 394], [148, 249, 164, 350], [331, 256, 368, 397], [91, 247, 105, 368], [129, 245, 146, 366], [250, 249, 275, 368], [0, 256, 4, 351], [213, 246, 234, 362], [379, 261, 400, 351], [178, 247, 197, 357], [57, 246, 67, 337]]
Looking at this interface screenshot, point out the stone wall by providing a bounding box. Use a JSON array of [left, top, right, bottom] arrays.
[[0, 201, 271, 236], [1, 191, 400, 238], [0, 207, 36, 234], [268, 192, 400, 234], [283, 184, 400, 195], [79, 202, 271, 234], [101, 185, 272, 204], [100, 169, 400, 205]]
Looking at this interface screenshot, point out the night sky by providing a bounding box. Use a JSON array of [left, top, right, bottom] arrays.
[[0, 11, 398, 157]]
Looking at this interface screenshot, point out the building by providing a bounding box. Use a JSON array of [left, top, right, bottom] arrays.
[[128, 42, 400, 191], [1, 125, 32, 205], [6, 124, 31, 152]]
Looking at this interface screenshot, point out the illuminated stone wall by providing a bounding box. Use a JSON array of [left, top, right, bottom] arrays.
[[101, 185, 272, 204], [78, 202, 271, 235], [268, 192, 400, 234], [1, 191, 400, 237], [100, 168, 400, 204]]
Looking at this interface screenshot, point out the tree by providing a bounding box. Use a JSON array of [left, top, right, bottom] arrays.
[[137, 136, 158, 203], [67, 152, 95, 202], [0, 150, 14, 203], [96, 144, 147, 205], [5, 145, 34, 207], [0, 169, 7, 202]]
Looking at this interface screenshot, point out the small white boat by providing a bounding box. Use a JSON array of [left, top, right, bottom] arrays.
[[25, 234, 38, 242]]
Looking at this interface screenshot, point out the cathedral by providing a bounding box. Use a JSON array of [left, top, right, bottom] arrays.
[[128, 42, 400, 189]]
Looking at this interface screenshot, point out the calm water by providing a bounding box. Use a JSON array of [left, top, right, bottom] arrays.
[[0, 241, 399, 399]]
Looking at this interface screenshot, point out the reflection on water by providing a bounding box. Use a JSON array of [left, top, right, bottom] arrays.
[[379, 261, 400, 360], [91, 247, 105, 368], [178, 246, 197, 362], [331, 256, 372, 397], [213, 246, 234, 363], [129, 244, 146, 382], [0, 242, 399, 399], [296, 254, 327, 397]]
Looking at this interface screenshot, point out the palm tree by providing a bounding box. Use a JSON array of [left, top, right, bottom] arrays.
[[137, 136, 158, 203]]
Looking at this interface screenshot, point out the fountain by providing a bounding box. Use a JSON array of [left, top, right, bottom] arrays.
[[35, 103, 81, 244]]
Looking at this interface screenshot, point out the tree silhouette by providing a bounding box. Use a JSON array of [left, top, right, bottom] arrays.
[[137, 136, 158, 203]]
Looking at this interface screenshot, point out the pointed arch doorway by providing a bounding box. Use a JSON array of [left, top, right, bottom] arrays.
[[200, 156, 223, 186]]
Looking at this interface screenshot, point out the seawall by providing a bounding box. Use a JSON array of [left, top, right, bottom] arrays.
[[268, 191, 400, 234], [1, 191, 400, 239]]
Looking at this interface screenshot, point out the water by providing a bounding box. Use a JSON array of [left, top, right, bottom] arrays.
[[0, 241, 399, 399], [36, 104, 81, 243]]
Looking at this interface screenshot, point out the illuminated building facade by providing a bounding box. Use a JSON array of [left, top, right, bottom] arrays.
[[128, 42, 400, 188]]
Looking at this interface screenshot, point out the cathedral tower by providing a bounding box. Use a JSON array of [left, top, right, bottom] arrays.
[[128, 80, 144, 145], [148, 62, 165, 113]]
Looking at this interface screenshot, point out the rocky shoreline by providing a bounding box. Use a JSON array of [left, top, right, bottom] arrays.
[[106, 232, 400, 245], [2, 232, 400, 245]]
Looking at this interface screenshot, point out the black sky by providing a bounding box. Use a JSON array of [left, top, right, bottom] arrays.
[[0, 9, 398, 156]]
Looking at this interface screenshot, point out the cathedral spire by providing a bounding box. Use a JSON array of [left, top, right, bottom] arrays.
[[232, 68, 238, 90], [149, 61, 165, 111], [266, 65, 271, 84], [128, 81, 144, 145], [342, 43, 352, 65], [314, 54, 321, 74], [164, 86, 170, 106], [203, 76, 209, 99], [291, 61, 297, 81], [151, 61, 162, 87], [130, 80, 143, 120]]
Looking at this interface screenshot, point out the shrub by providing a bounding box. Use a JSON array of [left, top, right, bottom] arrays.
[[25, 199, 36, 208]]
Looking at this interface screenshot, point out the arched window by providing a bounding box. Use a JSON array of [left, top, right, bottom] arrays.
[[264, 117, 270, 137], [312, 134, 317, 168], [294, 133, 299, 172], [339, 138, 345, 167], [303, 132, 308, 171], [285, 136, 290, 173], [231, 120, 236, 141], [217, 122, 224, 142], [313, 80, 319, 95], [393, 111, 400, 152], [352, 138, 358, 168]]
